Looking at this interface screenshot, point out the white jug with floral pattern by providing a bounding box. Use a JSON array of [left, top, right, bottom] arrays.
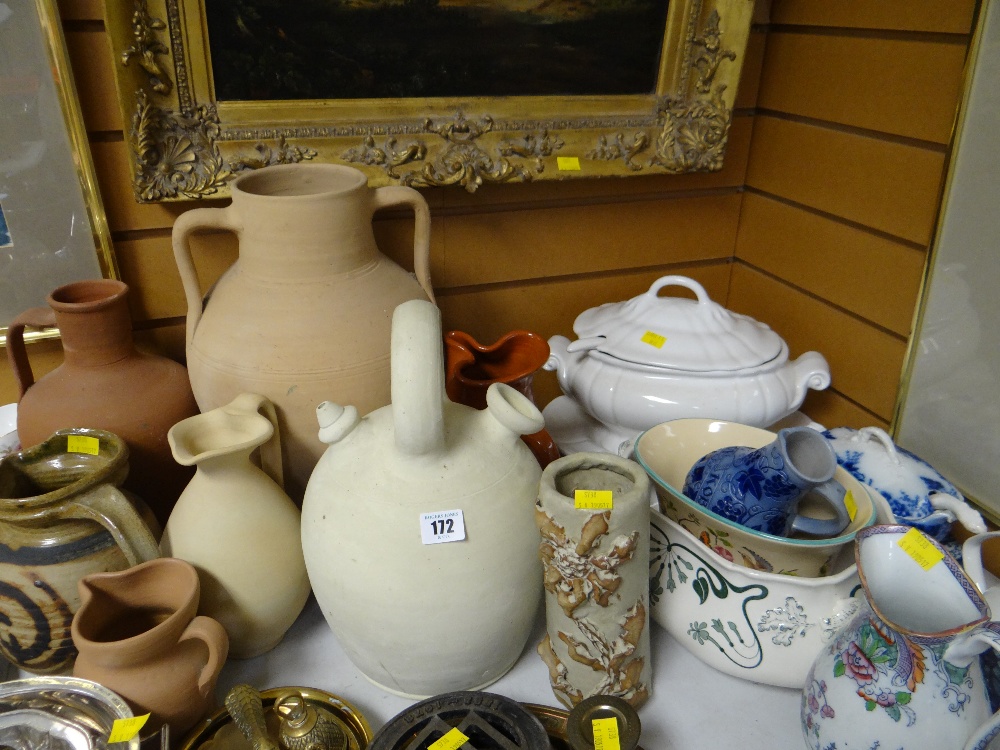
[[802, 525, 1000, 750]]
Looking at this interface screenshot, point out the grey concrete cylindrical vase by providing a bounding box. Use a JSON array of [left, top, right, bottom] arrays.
[[535, 452, 651, 709]]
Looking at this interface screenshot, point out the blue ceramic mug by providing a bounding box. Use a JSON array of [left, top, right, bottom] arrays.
[[683, 427, 851, 538]]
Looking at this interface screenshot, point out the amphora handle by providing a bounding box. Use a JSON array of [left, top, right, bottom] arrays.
[[226, 393, 284, 489], [171, 206, 241, 348], [60, 484, 160, 566], [5, 305, 56, 397], [372, 186, 435, 303]]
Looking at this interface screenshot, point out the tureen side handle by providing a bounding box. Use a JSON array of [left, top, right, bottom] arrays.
[[787, 351, 831, 403], [544, 335, 577, 392]]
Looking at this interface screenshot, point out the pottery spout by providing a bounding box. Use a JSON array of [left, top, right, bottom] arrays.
[[391, 300, 446, 456], [477, 383, 545, 446], [316, 402, 360, 445]]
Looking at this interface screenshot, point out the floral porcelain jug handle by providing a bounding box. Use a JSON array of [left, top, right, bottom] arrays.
[[171, 206, 241, 349], [224, 393, 284, 490], [371, 186, 435, 303], [962, 532, 1000, 604], [5, 305, 57, 396], [179, 615, 229, 697], [61, 484, 160, 566], [944, 621, 1000, 750]]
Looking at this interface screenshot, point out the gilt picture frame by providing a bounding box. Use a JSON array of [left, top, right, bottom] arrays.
[[104, 0, 755, 201], [0, 0, 117, 343]]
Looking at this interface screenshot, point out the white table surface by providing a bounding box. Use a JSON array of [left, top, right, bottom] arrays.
[[217, 596, 805, 749]]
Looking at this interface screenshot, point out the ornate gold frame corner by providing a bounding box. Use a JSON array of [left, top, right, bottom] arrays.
[[105, 0, 756, 202]]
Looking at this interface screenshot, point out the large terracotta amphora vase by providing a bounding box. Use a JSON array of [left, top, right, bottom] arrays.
[[172, 163, 434, 500], [6, 279, 199, 526]]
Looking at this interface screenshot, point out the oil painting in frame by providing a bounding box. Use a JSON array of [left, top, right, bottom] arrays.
[[0, 0, 117, 343], [105, 0, 755, 201]]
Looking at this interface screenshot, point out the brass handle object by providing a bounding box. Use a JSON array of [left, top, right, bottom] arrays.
[[225, 683, 280, 750]]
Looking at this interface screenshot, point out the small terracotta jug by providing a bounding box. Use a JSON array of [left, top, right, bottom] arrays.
[[161, 393, 310, 658], [72, 557, 229, 736], [0, 428, 160, 674], [444, 330, 561, 467], [6, 279, 200, 527]]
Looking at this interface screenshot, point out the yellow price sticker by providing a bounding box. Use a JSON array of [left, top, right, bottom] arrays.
[[428, 728, 469, 750], [592, 717, 621, 750], [845, 490, 857, 522], [108, 714, 150, 744], [67, 435, 100, 455], [557, 156, 581, 171], [897, 527, 944, 571], [575, 489, 613, 510], [640, 331, 667, 349]]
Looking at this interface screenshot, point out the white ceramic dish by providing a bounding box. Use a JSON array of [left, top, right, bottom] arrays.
[[649, 509, 863, 689], [634, 419, 878, 577], [823, 426, 985, 541], [544, 275, 831, 437]]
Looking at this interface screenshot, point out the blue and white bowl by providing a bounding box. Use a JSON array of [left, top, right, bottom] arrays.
[[822, 426, 984, 542]]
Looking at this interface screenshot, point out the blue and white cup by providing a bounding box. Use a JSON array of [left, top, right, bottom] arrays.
[[683, 426, 851, 538]]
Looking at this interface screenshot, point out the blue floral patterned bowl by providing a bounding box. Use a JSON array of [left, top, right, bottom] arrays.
[[634, 419, 877, 577], [821, 426, 981, 542]]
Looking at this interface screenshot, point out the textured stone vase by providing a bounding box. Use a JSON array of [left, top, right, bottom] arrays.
[[160, 394, 310, 658], [172, 163, 434, 500], [444, 329, 561, 468], [0, 429, 159, 674], [72, 557, 228, 736], [6, 279, 200, 526], [535, 452, 652, 709]]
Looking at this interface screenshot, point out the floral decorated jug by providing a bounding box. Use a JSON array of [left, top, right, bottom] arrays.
[[6, 279, 199, 526], [72, 557, 228, 736], [161, 394, 310, 658], [802, 525, 1000, 750], [172, 163, 434, 500], [444, 329, 561, 467], [0, 429, 159, 673], [302, 300, 545, 698]]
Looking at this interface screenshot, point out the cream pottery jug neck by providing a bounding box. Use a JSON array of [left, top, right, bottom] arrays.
[[168, 393, 283, 487]]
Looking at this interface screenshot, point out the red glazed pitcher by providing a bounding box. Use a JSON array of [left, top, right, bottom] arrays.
[[444, 330, 561, 467]]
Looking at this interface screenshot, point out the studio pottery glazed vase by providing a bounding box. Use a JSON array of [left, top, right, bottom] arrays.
[[172, 163, 434, 500], [0, 429, 159, 673], [535, 452, 651, 709], [302, 300, 545, 698], [802, 525, 1000, 750], [6, 279, 199, 527], [72, 557, 228, 736], [445, 330, 561, 467], [161, 394, 310, 658]]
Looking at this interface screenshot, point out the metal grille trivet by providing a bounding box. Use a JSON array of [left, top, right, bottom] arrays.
[[369, 692, 549, 750]]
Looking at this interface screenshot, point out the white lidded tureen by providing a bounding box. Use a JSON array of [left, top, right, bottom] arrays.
[[544, 275, 831, 441]]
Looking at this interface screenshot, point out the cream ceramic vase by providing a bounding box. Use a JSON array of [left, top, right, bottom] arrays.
[[302, 300, 545, 698], [172, 163, 434, 500], [160, 394, 310, 658], [535, 453, 652, 709]]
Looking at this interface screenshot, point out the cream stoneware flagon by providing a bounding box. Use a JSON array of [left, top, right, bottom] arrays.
[[161, 394, 310, 659], [302, 300, 545, 698], [172, 163, 434, 500]]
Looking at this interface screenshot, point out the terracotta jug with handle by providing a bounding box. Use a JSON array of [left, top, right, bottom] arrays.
[[72, 556, 228, 736], [6, 279, 199, 526], [172, 163, 434, 500]]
